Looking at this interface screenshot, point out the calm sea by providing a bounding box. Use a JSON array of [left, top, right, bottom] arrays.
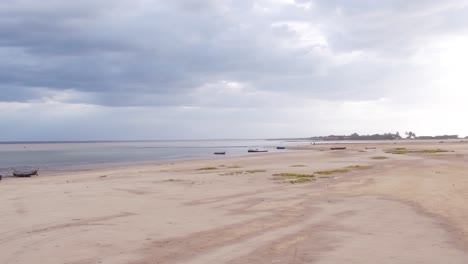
[[0, 140, 310, 173]]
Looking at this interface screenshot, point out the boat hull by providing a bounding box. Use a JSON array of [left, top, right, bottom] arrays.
[[330, 147, 347, 150], [13, 170, 38, 177]]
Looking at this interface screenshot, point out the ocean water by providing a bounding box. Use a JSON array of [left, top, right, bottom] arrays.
[[0, 139, 310, 173]]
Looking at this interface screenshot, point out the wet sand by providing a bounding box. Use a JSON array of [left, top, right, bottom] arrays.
[[1, 141, 468, 263]]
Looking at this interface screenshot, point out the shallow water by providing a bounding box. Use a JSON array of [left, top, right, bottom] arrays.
[[0, 139, 310, 173]]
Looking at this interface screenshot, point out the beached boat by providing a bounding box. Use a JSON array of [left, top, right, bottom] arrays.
[[13, 168, 39, 177], [214, 152, 226, 155], [248, 149, 268, 153], [330, 147, 347, 150], [276, 147, 286, 150]]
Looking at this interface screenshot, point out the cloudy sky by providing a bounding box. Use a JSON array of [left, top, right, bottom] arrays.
[[1, 0, 468, 140]]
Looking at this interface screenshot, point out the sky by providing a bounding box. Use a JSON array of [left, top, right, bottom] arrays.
[[1, 0, 468, 140]]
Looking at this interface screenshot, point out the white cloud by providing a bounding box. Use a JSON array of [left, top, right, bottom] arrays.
[[271, 21, 328, 49]]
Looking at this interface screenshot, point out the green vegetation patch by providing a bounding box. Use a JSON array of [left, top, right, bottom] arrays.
[[385, 148, 451, 155], [197, 167, 219, 171], [418, 149, 451, 153], [245, 169, 266, 173], [315, 168, 350, 175], [290, 178, 314, 184], [315, 165, 371, 175], [273, 173, 315, 184]]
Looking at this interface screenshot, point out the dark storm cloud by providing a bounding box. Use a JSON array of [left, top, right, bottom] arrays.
[[1, 0, 468, 106]]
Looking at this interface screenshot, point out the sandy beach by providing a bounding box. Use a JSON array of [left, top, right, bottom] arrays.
[[1, 141, 468, 263]]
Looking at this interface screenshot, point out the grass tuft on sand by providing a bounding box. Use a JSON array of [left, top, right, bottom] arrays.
[[315, 165, 371, 175], [385, 148, 451, 155], [371, 156, 389, 160], [273, 173, 315, 184], [315, 169, 350, 175], [245, 170, 266, 173], [220, 169, 266, 176], [197, 167, 218, 171]]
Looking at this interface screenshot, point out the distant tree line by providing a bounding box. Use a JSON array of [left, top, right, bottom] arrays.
[[310, 132, 460, 141], [405, 131, 416, 139], [310, 132, 402, 141]]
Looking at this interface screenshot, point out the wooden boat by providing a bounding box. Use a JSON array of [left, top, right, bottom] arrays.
[[365, 147, 376, 150], [214, 152, 226, 155], [13, 168, 39, 177], [330, 147, 347, 150], [276, 147, 286, 150], [248, 149, 268, 153]]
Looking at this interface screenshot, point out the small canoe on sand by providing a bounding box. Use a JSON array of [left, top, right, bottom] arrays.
[[330, 147, 347, 150], [276, 147, 286, 150], [214, 152, 226, 155], [13, 168, 39, 177], [248, 149, 268, 153]]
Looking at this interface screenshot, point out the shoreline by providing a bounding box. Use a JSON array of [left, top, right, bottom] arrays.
[[1, 140, 468, 263], [1, 150, 298, 177], [2, 138, 464, 176]]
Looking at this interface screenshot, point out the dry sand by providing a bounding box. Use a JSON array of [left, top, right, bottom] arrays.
[[1, 140, 468, 263]]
